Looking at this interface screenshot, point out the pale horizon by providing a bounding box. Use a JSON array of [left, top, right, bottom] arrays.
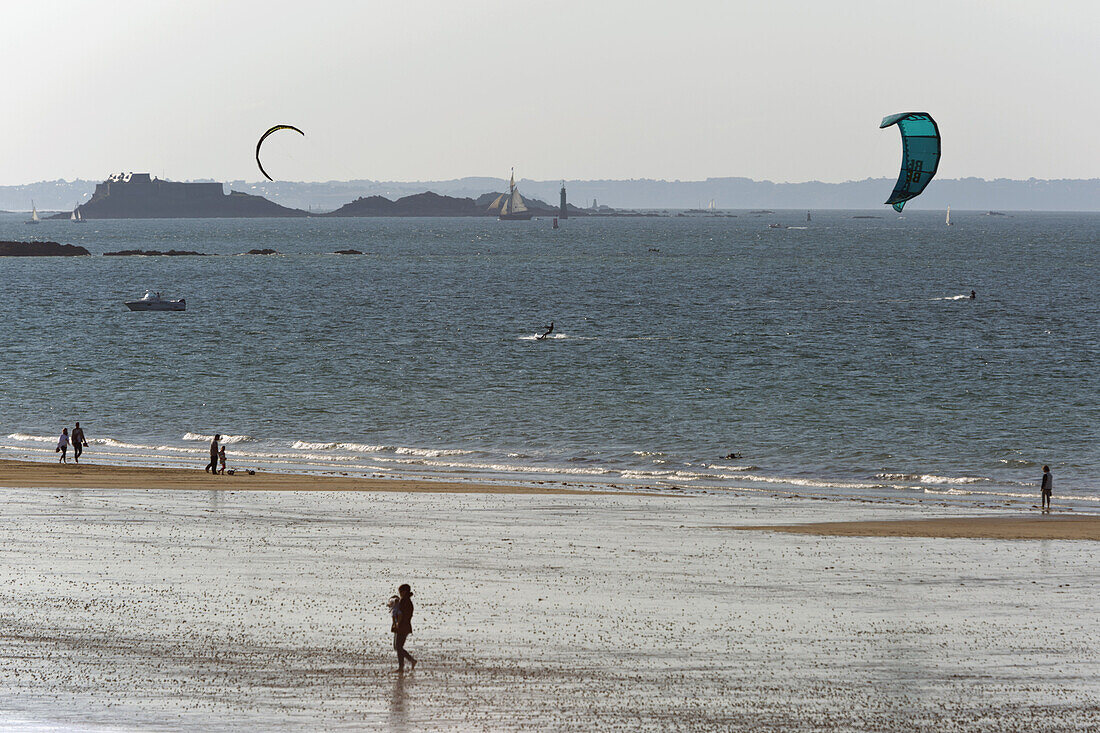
[[2, 0, 1097, 187]]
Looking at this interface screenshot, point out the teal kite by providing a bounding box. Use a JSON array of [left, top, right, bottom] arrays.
[[255, 124, 304, 181], [880, 112, 940, 212]]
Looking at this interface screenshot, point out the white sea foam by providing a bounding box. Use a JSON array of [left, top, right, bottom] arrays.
[[932, 294, 972, 301], [290, 441, 387, 452], [877, 473, 988, 485], [371, 455, 614, 476], [183, 432, 252, 444], [288, 441, 472, 457], [6, 433, 54, 443], [517, 333, 569, 341]]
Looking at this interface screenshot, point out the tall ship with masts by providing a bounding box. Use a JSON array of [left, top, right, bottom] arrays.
[[488, 168, 533, 221]]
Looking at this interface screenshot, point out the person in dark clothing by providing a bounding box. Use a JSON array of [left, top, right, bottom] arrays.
[[536, 322, 554, 340], [205, 435, 221, 475], [71, 422, 88, 463], [970, 290, 976, 300], [392, 583, 416, 672], [1040, 465, 1053, 512]]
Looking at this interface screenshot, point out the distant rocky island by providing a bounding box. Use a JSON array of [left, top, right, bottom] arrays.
[[36, 173, 596, 220], [324, 190, 589, 218], [0, 240, 90, 256], [56, 173, 307, 219]]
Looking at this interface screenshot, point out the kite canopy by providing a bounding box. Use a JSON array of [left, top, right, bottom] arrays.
[[255, 125, 305, 181], [880, 112, 940, 213]]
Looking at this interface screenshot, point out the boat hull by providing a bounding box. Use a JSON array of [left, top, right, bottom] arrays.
[[498, 212, 533, 221], [125, 300, 186, 312]]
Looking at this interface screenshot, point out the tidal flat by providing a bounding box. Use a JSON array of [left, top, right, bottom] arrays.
[[1, 487, 1097, 731]]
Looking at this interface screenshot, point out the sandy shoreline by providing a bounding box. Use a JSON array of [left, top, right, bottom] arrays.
[[730, 514, 1100, 540], [0, 458, 628, 496], [2, 487, 1098, 730]]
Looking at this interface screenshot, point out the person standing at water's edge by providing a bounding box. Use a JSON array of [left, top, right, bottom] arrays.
[[1041, 465, 1053, 512], [205, 434, 221, 475], [71, 422, 88, 463], [392, 584, 416, 673], [56, 428, 70, 463]]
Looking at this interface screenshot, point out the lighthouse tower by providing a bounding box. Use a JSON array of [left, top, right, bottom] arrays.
[[559, 182, 568, 220]]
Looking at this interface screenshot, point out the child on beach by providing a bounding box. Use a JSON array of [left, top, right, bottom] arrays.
[[387, 595, 400, 630], [56, 428, 70, 463], [219, 446, 227, 475]]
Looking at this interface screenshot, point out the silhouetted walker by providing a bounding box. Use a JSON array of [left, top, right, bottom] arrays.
[[1040, 465, 1053, 512], [391, 584, 417, 673], [205, 434, 221, 476], [71, 422, 88, 463], [56, 428, 70, 463]]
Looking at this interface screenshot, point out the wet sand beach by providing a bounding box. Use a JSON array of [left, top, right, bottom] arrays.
[[731, 514, 1100, 540], [0, 458, 627, 496], [1, 485, 1098, 731]]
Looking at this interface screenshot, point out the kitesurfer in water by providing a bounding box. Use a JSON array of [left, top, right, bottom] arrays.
[[970, 290, 976, 300], [536, 322, 554, 340]]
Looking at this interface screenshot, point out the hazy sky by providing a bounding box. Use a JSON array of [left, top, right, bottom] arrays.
[[2, 0, 1097, 185]]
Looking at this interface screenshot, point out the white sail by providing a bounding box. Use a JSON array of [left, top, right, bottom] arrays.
[[77, 210, 83, 221], [946, 206, 952, 226], [509, 189, 528, 213], [31, 202, 39, 222], [71, 210, 77, 221]]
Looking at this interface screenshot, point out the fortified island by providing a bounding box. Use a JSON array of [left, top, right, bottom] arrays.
[[66, 173, 307, 219]]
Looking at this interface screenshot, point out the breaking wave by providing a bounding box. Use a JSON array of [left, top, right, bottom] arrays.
[[183, 433, 253, 444], [876, 473, 988, 485]]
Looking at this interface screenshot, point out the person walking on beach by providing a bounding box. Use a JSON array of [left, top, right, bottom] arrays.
[[1041, 465, 1053, 512], [391, 584, 416, 673], [71, 422, 88, 463], [218, 445, 227, 475], [56, 428, 70, 463], [205, 434, 221, 475]]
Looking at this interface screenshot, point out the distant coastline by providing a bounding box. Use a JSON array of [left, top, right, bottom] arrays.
[[4, 174, 1099, 214]]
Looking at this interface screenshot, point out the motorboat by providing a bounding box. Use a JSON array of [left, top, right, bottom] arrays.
[[125, 291, 186, 311]]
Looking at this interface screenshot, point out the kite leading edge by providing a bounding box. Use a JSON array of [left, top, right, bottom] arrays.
[[255, 125, 305, 181]]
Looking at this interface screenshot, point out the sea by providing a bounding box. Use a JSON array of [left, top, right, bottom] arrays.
[[1, 210, 1096, 507]]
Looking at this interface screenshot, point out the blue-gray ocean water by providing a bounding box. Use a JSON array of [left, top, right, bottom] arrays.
[[1, 210, 1096, 505]]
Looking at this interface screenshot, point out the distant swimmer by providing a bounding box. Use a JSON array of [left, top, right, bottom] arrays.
[[970, 290, 976, 300], [536, 322, 554, 340], [724, 452, 742, 460]]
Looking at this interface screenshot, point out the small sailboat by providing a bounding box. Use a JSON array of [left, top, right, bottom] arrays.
[[945, 206, 953, 226], [70, 208, 87, 223], [492, 168, 532, 221], [26, 201, 39, 225], [806, 211, 812, 222], [707, 198, 717, 213]]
